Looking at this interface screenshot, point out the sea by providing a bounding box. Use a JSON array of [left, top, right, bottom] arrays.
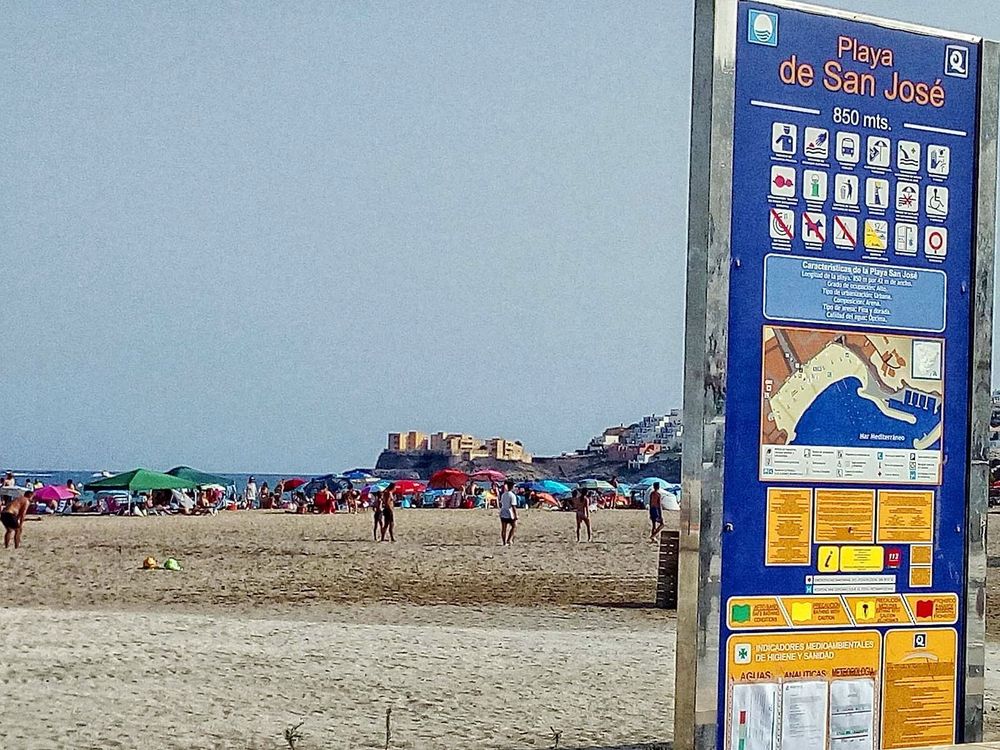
[[791, 376, 942, 450]]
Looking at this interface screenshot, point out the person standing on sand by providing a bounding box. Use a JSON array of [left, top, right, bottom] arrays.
[[244, 476, 258, 509], [2, 489, 31, 549], [648, 482, 665, 541], [572, 489, 592, 542], [380, 489, 396, 542], [371, 490, 383, 540], [499, 480, 518, 546]]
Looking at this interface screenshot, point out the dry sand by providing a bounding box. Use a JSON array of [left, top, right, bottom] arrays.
[[5, 508, 1000, 749], [0, 509, 672, 749]]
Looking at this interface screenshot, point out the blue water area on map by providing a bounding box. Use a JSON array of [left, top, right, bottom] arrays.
[[791, 377, 941, 450]]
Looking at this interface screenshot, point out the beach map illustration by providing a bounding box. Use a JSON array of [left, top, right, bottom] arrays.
[[760, 326, 944, 484]]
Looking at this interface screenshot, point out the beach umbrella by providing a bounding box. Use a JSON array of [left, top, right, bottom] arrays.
[[389, 479, 426, 495], [634, 477, 672, 488], [279, 478, 307, 492], [84, 468, 198, 493], [33, 485, 78, 502], [343, 469, 377, 481], [429, 469, 468, 490], [536, 479, 572, 494], [360, 480, 392, 499], [576, 479, 614, 492], [302, 474, 352, 495], [0, 485, 30, 498], [166, 466, 233, 487], [470, 469, 505, 483]]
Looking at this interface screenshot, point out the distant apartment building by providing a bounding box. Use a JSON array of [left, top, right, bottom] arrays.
[[628, 410, 683, 450], [589, 411, 683, 455], [486, 438, 530, 462], [607, 442, 662, 464], [388, 430, 532, 463], [588, 425, 630, 452], [387, 431, 428, 452]]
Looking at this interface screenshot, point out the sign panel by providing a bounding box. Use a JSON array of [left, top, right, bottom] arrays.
[[709, 3, 987, 749]]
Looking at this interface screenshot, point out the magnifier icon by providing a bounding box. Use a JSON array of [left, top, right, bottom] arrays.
[[949, 49, 967, 74]]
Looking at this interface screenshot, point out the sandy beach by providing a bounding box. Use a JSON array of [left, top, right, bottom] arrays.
[[4, 508, 1000, 749], [0, 509, 672, 749]]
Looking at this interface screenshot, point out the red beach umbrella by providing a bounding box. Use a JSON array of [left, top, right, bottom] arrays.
[[389, 480, 426, 495], [470, 469, 505, 483], [280, 478, 307, 492], [429, 469, 469, 490]]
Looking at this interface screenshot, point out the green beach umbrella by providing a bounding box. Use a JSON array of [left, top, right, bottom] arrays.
[[84, 468, 198, 493], [165, 466, 232, 487]]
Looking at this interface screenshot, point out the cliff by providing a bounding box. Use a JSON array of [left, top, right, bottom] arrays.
[[375, 449, 681, 484]]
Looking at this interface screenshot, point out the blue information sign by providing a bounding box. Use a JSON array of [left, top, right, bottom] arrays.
[[719, 3, 981, 748]]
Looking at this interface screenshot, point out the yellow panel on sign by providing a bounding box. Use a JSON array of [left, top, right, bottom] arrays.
[[910, 544, 933, 565], [815, 489, 875, 543], [904, 594, 958, 625], [910, 566, 933, 588], [882, 628, 957, 749], [765, 487, 812, 565], [780, 596, 853, 627], [845, 595, 912, 625], [840, 545, 884, 572], [726, 630, 881, 682], [877, 490, 934, 543], [727, 596, 789, 629]]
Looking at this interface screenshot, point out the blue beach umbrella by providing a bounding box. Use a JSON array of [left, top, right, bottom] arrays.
[[519, 479, 572, 495]]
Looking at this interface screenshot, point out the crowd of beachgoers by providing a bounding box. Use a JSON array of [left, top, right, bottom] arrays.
[[1, 466, 681, 518]]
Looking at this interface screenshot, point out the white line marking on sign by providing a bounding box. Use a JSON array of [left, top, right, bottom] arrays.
[[903, 123, 968, 137], [751, 100, 821, 115]]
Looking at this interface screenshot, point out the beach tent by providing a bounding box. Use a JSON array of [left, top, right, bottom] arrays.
[[84, 469, 198, 493], [429, 469, 468, 490], [634, 483, 681, 511], [166, 466, 232, 487]]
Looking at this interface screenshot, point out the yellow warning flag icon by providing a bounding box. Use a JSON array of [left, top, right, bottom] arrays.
[[791, 602, 813, 623]]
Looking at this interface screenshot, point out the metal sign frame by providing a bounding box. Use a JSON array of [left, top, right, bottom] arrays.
[[675, 1, 998, 748]]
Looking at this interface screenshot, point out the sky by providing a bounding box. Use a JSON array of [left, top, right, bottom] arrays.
[[1, 1, 997, 473]]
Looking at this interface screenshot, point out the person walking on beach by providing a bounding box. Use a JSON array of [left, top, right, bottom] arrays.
[[648, 482, 665, 541], [499, 480, 518, 546], [2, 489, 31, 549], [380, 489, 396, 542], [572, 489, 592, 542]]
